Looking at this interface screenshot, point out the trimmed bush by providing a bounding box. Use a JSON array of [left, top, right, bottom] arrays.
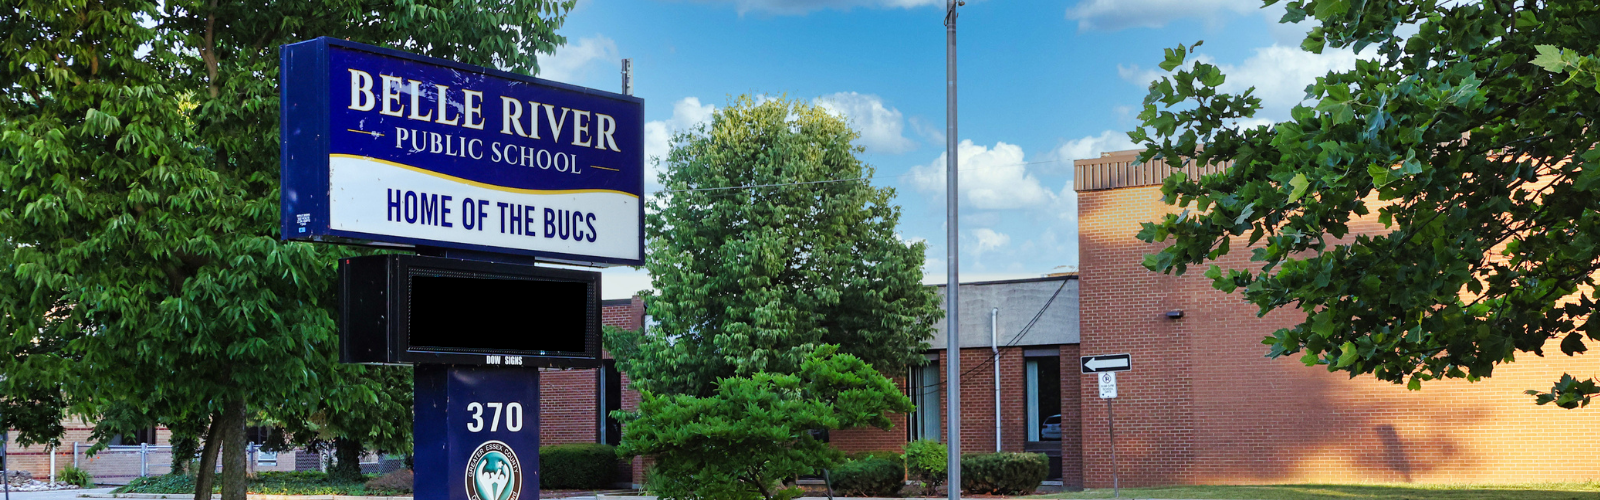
[[59, 466, 93, 487], [828, 457, 902, 497], [902, 439, 946, 487], [959, 452, 1048, 495], [540, 443, 618, 489], [365, 469, 413, 494], [845, 450, 904, 471]]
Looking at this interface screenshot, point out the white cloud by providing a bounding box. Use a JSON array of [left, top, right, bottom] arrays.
[[1119, 45, 1359, 121], [815, 92, 916, 154], [644, 97, 718, 191], [705, 0, 942, 15], [1220, 45, 1359, 119], [908, 140, 1055, 210], [909, 116, 945, 145], [536, 35, 619, 85], [1067, 0, 1257, 31], [971, 228, 1010, 255], [1051, 130, 1139, 167]]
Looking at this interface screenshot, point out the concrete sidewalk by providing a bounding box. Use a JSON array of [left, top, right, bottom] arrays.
[[0, 487, 117, 500]]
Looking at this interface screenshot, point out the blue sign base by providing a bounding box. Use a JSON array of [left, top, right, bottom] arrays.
[[415, 365, 541, 500]]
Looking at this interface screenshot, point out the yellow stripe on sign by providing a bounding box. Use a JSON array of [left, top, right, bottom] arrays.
[[329, 154, 640, 198]]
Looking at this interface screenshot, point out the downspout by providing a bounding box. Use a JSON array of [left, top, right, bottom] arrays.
[[992, 307, 1001, 452]]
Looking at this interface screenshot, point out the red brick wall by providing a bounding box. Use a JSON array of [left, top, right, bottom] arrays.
[[540, 296, 644, 484], [1060, 344, 1083, 489], [1078, 185, 1600, 487], [3, 421, 173, 480], [932, 348, 1043, 454]]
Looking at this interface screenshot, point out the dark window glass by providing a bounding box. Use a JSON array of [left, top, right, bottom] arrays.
[[1026, 357, 1062, 442], [408, 276, 587, 354]]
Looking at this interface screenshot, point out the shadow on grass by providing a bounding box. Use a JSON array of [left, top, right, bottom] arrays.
[[1035, 482, 1600, 500]]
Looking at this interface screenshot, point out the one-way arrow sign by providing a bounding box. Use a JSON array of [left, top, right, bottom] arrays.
[[1081, 353, 1132, 373]]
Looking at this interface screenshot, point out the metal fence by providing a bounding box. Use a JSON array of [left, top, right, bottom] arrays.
[[71, 443, 267, 485]]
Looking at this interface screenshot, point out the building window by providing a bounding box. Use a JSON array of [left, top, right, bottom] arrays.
[[908, 362, 941, 442], [1026, 356, 1062, 442], [107, 427, 157, 446]]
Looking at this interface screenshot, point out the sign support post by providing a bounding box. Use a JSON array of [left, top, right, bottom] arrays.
[[3, 427, 11, 500], [1104, 380, 1118, 500], [1084, 354, 1130, 498]]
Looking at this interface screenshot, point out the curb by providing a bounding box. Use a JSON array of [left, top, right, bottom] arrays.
[[84, 495, 413, 500]]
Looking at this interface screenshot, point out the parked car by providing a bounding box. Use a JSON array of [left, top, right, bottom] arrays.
[[1041, 414, 1061, 439]]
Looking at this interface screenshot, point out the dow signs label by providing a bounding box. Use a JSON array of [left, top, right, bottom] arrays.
[[1081, 353, 1132, 373], [281, 38, 645, 266]]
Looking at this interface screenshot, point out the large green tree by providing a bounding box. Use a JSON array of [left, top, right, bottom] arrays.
[[0, 0, 574, 496], [609, 96, 939, 499], [617, 345, 913, 500], [614, 95, 943, 398], [1132, 0, 1600, 405]]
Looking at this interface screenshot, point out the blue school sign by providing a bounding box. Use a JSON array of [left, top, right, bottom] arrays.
[[280, 37, 644, 266], [283, 38, 623, 500]]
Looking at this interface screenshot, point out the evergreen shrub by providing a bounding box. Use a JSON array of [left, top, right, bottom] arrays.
[[959, 452, 1048, 495], [829, 457, 902, 497], [902, 439, 947, 487], [540, 443, 618, 489]]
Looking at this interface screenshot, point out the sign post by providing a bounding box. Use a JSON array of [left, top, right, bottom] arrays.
[[3, 427, 10, 500], [1083, 354, 1130, 499], [281, 37, 641, 500]]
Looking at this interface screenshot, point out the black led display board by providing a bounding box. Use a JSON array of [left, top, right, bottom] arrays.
[[338, 254, 600, 367]]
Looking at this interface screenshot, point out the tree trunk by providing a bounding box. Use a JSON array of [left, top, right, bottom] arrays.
[[219, 399, 248, 500], [329, 437, 364, 483], [193, 410, 223, 500]]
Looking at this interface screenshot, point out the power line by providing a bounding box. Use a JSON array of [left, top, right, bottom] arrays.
[[932, 278, 1070, 391], [655, 158, 1074, 194], [660, 176, 868, 193]]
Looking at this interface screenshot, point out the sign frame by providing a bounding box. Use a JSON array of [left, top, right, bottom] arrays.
[[339, 254, 602, 368], [1081, 353, 1132, 374], [280, 37, 645, 267]]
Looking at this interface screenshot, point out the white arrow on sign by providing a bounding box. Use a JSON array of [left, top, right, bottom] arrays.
[[1085, 357, 1129, 371]]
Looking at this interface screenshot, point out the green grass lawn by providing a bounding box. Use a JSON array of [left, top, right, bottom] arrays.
[[1031, 483, 1600, 500]]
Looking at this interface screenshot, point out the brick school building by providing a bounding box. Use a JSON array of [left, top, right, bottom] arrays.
[[1069, 149, 1600, 487]]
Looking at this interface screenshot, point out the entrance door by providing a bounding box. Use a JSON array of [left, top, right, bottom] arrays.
[[1024, 354, 1062, 479]]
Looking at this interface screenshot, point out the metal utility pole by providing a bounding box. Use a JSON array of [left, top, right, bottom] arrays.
[[943, 1, 962, 499], [621, 59, 633, 96]]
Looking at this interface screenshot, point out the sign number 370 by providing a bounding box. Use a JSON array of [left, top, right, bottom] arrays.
[[466, 402, 525, 432]]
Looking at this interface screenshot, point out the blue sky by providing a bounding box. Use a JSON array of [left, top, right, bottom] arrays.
[[541, 0, 1362, 298]]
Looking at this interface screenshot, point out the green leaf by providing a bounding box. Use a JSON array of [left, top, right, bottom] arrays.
[[1367, 162, 1393, 186], [1288, 173, 1311, 202], [1561, 332, 1588, 355], [1160, 45, 1188, 71], [1533, 45, 1569, 73], [1335, 341, 1359, 367]]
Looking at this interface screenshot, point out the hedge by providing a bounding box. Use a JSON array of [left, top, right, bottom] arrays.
[[540, 443, 618, 489], [959, 452, 1048, 495], [829, 457, 902, 497]]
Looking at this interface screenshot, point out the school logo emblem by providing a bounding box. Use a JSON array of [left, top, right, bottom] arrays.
[[465, 440, 522, 500]]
